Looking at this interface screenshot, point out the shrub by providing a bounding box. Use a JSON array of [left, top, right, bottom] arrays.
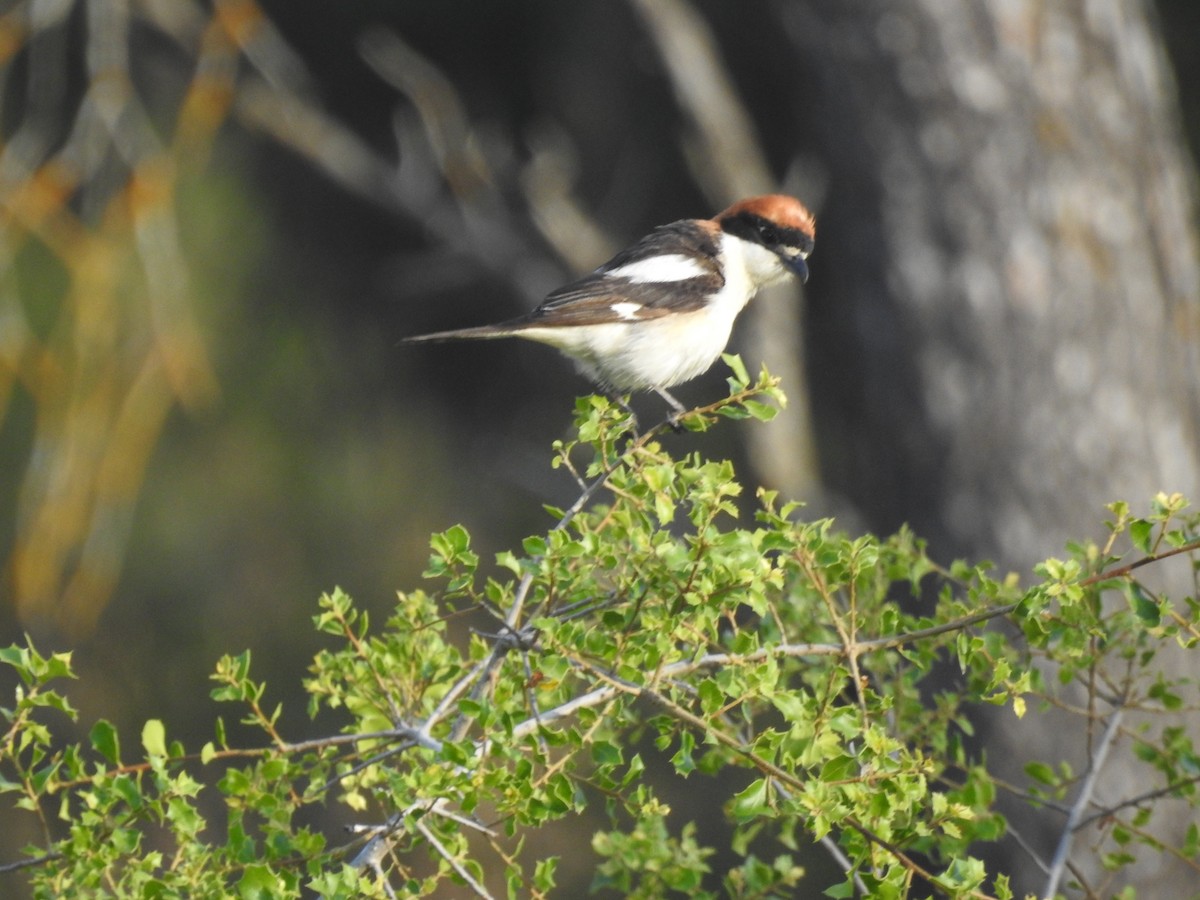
[[3, 360, 1199, 898]]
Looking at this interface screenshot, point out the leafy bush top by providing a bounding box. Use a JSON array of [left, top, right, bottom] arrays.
[[3, 360, 1199, 899]]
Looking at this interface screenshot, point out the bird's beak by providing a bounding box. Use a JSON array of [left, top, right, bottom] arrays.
[[779, 251, 809, 283]]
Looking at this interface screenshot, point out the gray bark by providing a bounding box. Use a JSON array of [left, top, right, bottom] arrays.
[[781, 0, 1200, 893]]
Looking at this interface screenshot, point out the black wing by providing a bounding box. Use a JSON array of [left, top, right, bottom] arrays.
[[508, 220, 725, 328]]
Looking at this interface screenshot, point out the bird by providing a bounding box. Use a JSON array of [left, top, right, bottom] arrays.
[[403, 194, 815, 419]]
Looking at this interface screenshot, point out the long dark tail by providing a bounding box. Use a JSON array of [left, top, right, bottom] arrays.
[[401, 323, 517, 343]]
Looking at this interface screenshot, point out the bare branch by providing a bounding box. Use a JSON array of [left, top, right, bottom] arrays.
[[1042, 708, 1125, 900], [0, 852, 64, 876], [1074, 772, 1200, 832], [413, 818, 495, 900]]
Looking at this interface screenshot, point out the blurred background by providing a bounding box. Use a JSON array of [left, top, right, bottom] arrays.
[[1, 0, 1198, 895]]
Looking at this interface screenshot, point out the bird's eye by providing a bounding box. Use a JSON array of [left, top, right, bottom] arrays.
[[758, 222, 781, 244]]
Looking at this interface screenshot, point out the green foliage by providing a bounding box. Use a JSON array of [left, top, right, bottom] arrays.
[[2, 361, 1199, 898]]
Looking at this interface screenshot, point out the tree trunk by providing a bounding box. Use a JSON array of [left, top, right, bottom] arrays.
[[782, 0, 1200, 893]]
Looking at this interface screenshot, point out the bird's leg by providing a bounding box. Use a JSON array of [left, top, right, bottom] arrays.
[[654, 387, 688, 432]]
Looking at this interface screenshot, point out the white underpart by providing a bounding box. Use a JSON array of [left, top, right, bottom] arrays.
[[606, 253, 710, 283], [515, 232, 795, 392]]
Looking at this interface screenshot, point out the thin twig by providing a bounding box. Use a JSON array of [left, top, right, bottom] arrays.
[[1074, 772, 1200, 831], [314, 740, 417, 797], [428, 803, 497, 837], [350, 835, 396, 899], [447, 406, 681, 741], [577, 659, 998, 898], [48, 727, 428, 793], [421, 658, 491, 733], [413, 818, 495, 899], [0, 852, 64, 876], [769, 778, 871, 894], [1042, 708, 1125, 900], [1004, 823, 1052, 876], [797, 547, 870, 719], [1079, 538, 1200, 586]]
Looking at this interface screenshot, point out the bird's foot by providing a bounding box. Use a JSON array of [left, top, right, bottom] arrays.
[[655, 388, 688, 433]]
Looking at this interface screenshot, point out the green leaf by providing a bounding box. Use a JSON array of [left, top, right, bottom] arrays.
[[0, 644, 25, 671], [1012, 694, 1026, 719], [534, 856, 559, 892], [238, 864, 283, 900], [697, 679, 723, 716], [743, 399, 778, 422], [825, 879, 857, 898], [723, 353, 750, 387], [438, 523, 471, 554], [671, 731, 696, 776], [731, 778, 771, 819], [622, 753, 646, 788], [1148, 675, 1183, 711], [1024, 761, 1057, 786], [933, 856, 986, 891], [90, 719, 120, 765], [820, 754, 859, 782], [592, 740, 623, 767], [1124, 581, 1160, 626], [522, 535, 548, 556], [142, 719, 167, 758], [1129, 518, 1154, 554]]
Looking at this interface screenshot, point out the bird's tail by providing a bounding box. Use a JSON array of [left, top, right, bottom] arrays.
[[401, 323, 516, 343]]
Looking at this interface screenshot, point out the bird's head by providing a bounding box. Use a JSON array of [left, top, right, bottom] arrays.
[[716, 194, 816, 283]]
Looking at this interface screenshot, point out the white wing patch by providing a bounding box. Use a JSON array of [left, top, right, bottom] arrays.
[[610, 302, 643, 320], [606, 253, 708, 283]]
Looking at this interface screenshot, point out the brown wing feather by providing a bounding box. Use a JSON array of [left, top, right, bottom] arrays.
[[404, 218, 725, 340], [515, 219, 724, 327]]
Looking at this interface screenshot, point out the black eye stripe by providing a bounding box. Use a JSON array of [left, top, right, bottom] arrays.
[[721, 211, 812, 252]]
